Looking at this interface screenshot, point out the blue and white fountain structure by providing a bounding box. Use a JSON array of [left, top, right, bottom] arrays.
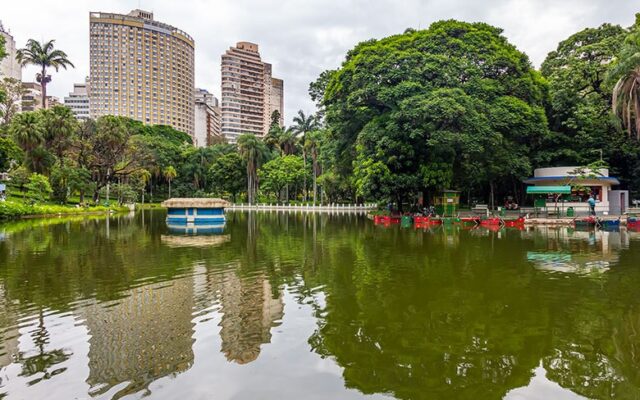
[[161, 198, 229, 234]]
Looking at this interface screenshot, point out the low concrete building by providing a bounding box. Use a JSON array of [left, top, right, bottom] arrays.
[[20, 82, 42, 112], [524, 166, 620, 214]]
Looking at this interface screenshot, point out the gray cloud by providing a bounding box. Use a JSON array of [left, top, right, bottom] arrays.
[[2, 0, 637, 125]]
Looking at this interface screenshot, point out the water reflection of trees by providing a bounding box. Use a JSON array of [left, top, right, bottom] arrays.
[[1, 213, 640, 399]]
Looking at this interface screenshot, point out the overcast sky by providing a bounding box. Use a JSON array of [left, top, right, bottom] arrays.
[[1, 0, 638, 124]]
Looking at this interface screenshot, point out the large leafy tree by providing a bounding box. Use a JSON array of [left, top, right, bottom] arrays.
[[258, 155, 305, 201], [237, 134, 270, 204], [609, 15, 640, 140], [322, 21, 548, 206], [541, 23, 627, 164], [16, 39, 74, 109], [209, 152, 246, 202], [543, 19, 640, 192], [87, 116, 147, 201]]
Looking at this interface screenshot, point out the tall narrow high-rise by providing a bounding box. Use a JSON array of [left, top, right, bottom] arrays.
[[220, 42, 283, 143], [0, 21, 22, 81], [89, 10, 195, 136]]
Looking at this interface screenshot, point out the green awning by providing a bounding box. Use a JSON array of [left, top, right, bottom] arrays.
[[526, 186, 571, 194]]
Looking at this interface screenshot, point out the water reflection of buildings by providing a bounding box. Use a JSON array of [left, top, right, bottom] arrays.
[[0, 285, 19, 371], [161, 234, 230, 248], [192, 264, 284, 365], [80, 276, 196, 398], [525, 227, 630, 274]]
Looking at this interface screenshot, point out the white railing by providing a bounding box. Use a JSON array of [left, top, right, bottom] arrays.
[[227, 203, 376, 213]]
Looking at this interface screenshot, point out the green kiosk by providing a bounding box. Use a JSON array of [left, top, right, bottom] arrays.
[[525, 186, 572, 217], [434, 190, 460, 218]]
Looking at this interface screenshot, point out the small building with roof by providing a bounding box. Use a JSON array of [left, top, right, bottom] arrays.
[[523, 166, 621, 214]]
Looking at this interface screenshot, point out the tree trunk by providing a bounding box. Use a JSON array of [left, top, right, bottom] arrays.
[[41, 66, 47, 109], [247, 165, 253, 204], [168, 180, 172, 198], [303, 147, 307, 202], [313, 172, 317, 206], [490, 181, 495, 211]]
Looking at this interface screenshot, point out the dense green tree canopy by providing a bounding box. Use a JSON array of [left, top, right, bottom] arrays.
[[541, 23, 626, 165], [322, 20, 549, 205], [542, 19, 640, 191], [209, 152, 246, 202]]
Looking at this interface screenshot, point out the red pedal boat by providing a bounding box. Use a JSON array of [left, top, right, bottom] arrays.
[[480, 217, 502, 226]]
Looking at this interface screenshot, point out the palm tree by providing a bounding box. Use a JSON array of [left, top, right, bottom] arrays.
[[237, 134, 269, 205], [609, 25, 640, 140], [42, 105, 78, 165], [163, 166, 177, 198], [138, 169, 152, 205], [278, 127, 298, 156], [305, 131, 323, 205], [9, 112, 45, 154], [16, 39, 74, 109], [10, 112, 49, 173], [292, 110, 318, 201]]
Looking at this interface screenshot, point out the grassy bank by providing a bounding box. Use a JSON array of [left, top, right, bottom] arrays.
[[0, 199, 130, 220]]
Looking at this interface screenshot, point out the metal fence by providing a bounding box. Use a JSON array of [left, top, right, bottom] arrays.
[[227, 203, 377, 213]]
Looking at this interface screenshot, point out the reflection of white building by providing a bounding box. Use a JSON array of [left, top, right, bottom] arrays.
[[525, 226, 630, 274], [524, 167, 621, 214]]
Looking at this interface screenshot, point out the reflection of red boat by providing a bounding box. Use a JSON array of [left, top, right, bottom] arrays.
[[575, 217, 597, 228], [482, 224, 503, 232], [373, 215, 401, 225], [504, 217, 525, 227], [459, 217, 480, 225], [480, 217, 502, 226]]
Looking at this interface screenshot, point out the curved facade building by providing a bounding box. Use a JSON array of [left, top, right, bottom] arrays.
[[89, 10, 195, 136], [221, 42, 283, 143]]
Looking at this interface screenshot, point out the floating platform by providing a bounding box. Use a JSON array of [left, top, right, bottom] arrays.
[[161, 198, 229, 229]]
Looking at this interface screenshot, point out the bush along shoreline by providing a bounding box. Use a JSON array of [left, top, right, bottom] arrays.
[[0, 199, 130, 220]]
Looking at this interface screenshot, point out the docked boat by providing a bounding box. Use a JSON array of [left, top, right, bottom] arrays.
[[599, 218, 621, 230], [574, 217, 597, 228], [161, 198, 228, 231], [628, 217, 639, 228], [504, 217, 526, 227], [480, 217, 503, 226]]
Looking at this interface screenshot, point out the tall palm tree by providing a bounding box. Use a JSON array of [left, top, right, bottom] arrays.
[[163, 166, 177, 198], [16, 39, 74, 109], [304, 131, 323, 205], [237, 133, 269, 205], [138, 169, 152, 205], [292, 110, 318, 201], [609, 26, 640, 140]]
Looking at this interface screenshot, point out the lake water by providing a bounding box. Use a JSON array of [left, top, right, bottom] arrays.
[[1, 211, 639, 400]]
